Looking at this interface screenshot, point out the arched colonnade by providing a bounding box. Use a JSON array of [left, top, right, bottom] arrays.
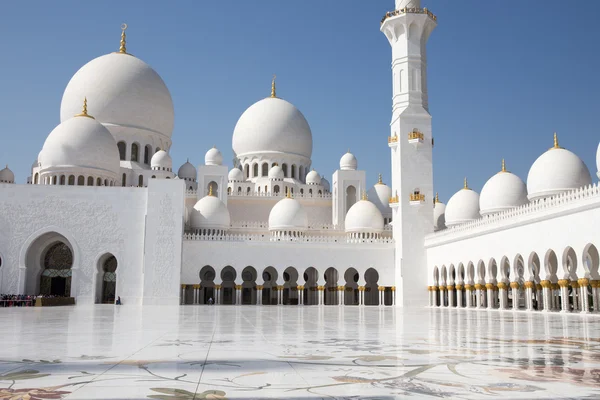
[[430, 244, 600, 314], [181, 266, 395, 306]]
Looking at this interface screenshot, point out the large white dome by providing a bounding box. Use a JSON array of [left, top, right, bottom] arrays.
[[527, 136, 591, 201], [39, 114, 120, 177], [205, 147, 223, 166], [340, 151, 358, 171], [151, 150, 172, 170], [367, 177, 392, 214], [268, 196, 308, 232], [191, 194, 231, 230], [445, 180, 481, 227], [306, 170, 321, 185], [60, 52, 174, 138], [345, 199, 384, 234], [268, 165, 284, 180], [480, 161, 528, 216], [232, 97, 312, 160], [228, 168, 244, 182]]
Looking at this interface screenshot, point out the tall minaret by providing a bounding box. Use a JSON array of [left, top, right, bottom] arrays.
[[381, 0, 437, 306]]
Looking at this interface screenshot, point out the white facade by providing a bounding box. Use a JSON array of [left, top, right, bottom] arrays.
[[1, 2, 599, 315]]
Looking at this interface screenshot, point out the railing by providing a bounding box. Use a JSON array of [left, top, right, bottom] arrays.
[[381, 7, 437, 25], [408, 130, 424, 140], [389, 195, 399, 204], [184, 232, 394, 245], [187, 189, 332, 200], [388, 136, 398, 143], [430, 182, 600, 239], [410, 193, 425, 202]]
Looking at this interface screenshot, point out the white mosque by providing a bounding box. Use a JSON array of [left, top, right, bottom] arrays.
[[0, 0, 599, 314]]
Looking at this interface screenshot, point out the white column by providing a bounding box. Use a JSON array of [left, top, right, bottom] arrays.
[[498, 283, 507, 309], [486, 284, 494, 310], [448, 285, 454, 307], [475, 285, 482, 309], [511, 282, 519, 310], [571, 281, 580, 312], [592, 281, 600, 313], [465, 285, 472, 308], [456, 285, 463, 308], [579, 279, 590, 313], [392, 287, 396, 306], [180, 285, 185, 305], [299, 286, 304, 305], [559, 280, 569, 312]]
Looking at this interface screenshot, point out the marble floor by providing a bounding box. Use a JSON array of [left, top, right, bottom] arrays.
[[0, 306, 599, 400]]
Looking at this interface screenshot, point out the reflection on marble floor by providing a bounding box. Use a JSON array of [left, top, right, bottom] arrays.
[[0, 306, 599, 399]]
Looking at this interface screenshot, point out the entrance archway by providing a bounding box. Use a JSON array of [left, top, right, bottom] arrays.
[[95, 254, 117, 304], [241, 266, 257, 305], [283, 267, 299, 305], [324, 267, 339, 305], [262, 266, 278, 305], [199, 265, 216, 304], [303, 267, 318, 305], [221, 266, 236, 304], [40, 242, 73, 296], [344, 268, 359, 305], [364, 268, 379, 305]]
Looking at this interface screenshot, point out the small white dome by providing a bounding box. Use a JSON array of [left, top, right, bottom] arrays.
[[306, 170, 321, 185], [232, 97, 312, 160], [151, 150, 172, 170], [367, 177, 392, 214], [60, 53, 174, 138], [445, 180, 481, 227], [321, 176, 330, 192], [177, 160, 196, 181], [228, 168, 244, 182], [0, 165, 15, 183], [480, 162, 528, 216], [205, 147, 223, 166], [340, 151, 358, 171], [433, 196, 446, 231], [268, 165, 284, 180], [345, 199, 384, 233], [269, 196, 308, 231], [527, 136, 591, 201], [191, 194, 231, 230], [39, 113, 120, 177]]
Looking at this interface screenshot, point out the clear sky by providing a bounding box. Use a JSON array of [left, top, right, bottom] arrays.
[[1, 0, 599, 202]]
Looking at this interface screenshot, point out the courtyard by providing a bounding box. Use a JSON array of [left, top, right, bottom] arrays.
[[0, 305, 598, 399]]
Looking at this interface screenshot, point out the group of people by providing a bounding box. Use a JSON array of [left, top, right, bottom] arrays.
[[1, 294, 35, 307]]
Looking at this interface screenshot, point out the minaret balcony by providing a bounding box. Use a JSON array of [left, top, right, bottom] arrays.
[[381, 7, 437, 26], [388, 135, 399, 148], [389, 194, 399, 205], [408, 130, 425, 146], [409, 193, 425, 205]]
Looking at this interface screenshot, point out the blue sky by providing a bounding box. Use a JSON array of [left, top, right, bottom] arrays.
[[1, 0, 599, 202]]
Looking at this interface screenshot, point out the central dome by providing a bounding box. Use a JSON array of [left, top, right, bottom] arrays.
[[60, 52, 174, 138], [232, 97, 313, 160]]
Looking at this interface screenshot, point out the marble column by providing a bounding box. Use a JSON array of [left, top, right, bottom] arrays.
[[591, 281, 600, 313], [558, 279, 570, 312], [257, 285, 263, 305], [359, 286, 365, 306], [571, 281, 580, 312], [578, 278, 590, 313], [455, 284, 463, 308], [541, 280, 552, 311], [475, 284, 483, 309], [465, 285, 472, 308], [510, 282, 520, 310], [338, 286, 344, 306], [498, 282, 508, 309], [235, 285, 241, 305], [447, 285, 455, 307], [215, 284, 221, 305], [552, 283, 560, 311], [279, 286, 284, 305], [524, 282, 535, 311], [180, 285, 186, 305], [391, 287, 396, 306], [486, 283, 495, 309], [536, 284, 543, 311]]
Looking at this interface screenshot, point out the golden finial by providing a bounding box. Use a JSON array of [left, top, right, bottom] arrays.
[[286, 188, 291, 198], [552, 132, 561, 149], [463, 177, 469, 190], [501, 159, 506, 172], [361, 191, 368, 201], [435, 192, 440, 203], [347, 148, 350, 154], [377, 174, 383, 185], [208, 184, 214, 196], [119, 23, 128, 54], [75, 97, 94, 119], [271, 74, 277, 98]]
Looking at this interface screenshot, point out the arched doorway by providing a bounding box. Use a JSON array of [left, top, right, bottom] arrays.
[[262, 267, 278, 305], [283, 267, 299, 305], [364, 268, 379, 305], [324, 267, 339, 305], [303, 267, 318, 305], [95, 254, 117, 304], [241, 266, 257, 305], [344, 268, 359, 305], [346, 186, 357, 213], [199, 266, 216, 304], [221, 266, 236, 305], [40, 242, 73, 296]]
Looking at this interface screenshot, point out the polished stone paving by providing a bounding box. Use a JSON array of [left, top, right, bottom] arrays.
[[0, 305, 599, 399]]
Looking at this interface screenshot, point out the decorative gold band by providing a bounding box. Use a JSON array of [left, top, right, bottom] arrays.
[[558, 279, 569, 288], [510, 282, 520, 289], [524, 281, 535, 289], [497, 282, 507, 290], [540, 280, 552, 288]]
